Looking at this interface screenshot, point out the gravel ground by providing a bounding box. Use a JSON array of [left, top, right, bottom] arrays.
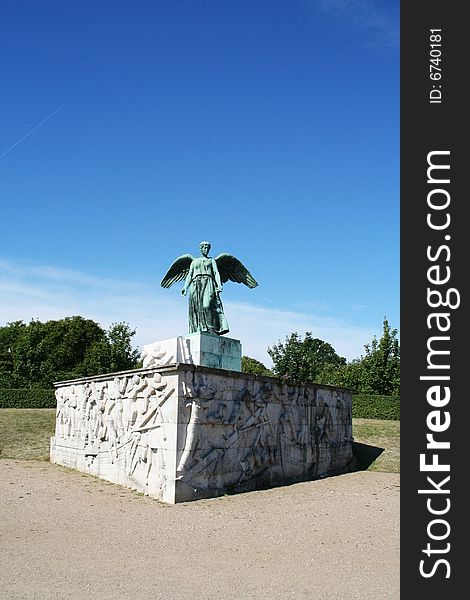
[[0, 460, 399, 600]]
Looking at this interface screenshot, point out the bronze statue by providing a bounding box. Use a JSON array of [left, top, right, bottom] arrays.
[[161, 241, 258, 335]]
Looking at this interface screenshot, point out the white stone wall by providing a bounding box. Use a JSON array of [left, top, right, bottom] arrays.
[[51, 365, 353, 503], [51, 368, 179, 504]]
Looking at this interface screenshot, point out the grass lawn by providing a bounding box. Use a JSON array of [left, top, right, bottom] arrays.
[[352, 418, 400, 473], [0, 408, 56, 461], [0, 409, 400, 473]]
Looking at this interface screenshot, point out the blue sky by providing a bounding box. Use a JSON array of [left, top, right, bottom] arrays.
[[0, 0, 399, 365]]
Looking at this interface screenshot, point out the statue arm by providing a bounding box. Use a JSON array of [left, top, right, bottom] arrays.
[[212, 259, 222, 292]]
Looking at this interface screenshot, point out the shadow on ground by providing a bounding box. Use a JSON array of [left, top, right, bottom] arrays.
[[352, 441, 385, 471]]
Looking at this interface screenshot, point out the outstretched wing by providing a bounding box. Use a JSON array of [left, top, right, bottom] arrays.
[[215, 254, 258, 288], [160, 254, 194, 288]]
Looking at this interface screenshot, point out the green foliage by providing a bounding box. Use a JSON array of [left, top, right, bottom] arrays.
[[311, 318, 400, 396], [315, 359, 363, 389], [241, 356, 273, 376], [14, 316, 106, 386], [0, 388, 56, 409], [268, 332, 346, 383], [352, 395, 400, 420], [331, 318, 400, 396], [358, 318, 400, 396], [0, 321, 26, 387], [106, 322, 141, 371], [0, 317, 140, 388]]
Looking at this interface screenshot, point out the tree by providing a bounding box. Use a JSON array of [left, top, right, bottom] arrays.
[[82, 322, 141, 375], [357, 318, 400, 395], [0, 316, 141, 388], [268, 332, 346, 383], [317, 318, 400, 395], [106, 322, 141, 372], [0, 321, 27, 387], [241, 356, 273, 376], [315, 358, 363, 390]]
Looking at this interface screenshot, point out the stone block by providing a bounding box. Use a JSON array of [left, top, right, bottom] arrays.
[[141, 333, 242, 372], [50, 364, 353, 503]]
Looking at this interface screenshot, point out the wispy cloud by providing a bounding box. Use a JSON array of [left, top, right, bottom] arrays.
[[0, 258, 375, 365]]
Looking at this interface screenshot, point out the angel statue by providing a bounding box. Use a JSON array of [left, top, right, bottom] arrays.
[[161, 241, 258, 336]]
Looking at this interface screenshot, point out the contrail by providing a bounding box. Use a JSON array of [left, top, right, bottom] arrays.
[[166, 0, 194, 21], [0, 1, 194, 162], [0, 100, 69, 160]]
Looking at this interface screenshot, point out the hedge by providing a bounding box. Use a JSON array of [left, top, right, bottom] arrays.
[[0, 388, 56, 409], [352, 394, 400, 420]]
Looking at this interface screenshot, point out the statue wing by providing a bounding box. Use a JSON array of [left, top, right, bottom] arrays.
[[215, 254, 258, 288], [160, 254, 194, 288]]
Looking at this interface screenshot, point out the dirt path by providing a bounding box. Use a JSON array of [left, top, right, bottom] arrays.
[[0, 460, 399, 600]]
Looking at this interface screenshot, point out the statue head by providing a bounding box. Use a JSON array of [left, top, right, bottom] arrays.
[[199, 241, 211, 256]]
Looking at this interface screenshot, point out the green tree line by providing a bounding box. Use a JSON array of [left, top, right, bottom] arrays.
[[242, 318, 400, 396], [0, 316, 140, 388]]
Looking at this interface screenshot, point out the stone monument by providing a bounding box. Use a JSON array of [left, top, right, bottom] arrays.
[[156, 241, 258, 371], [50, 243, 354, 503]]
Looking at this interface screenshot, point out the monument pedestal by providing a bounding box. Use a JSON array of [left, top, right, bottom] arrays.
[[141, 332, 242, 371], [50, 364, 354, 504]]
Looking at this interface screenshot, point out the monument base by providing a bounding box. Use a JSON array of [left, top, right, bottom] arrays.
[[50, 364, 354, 504], [141, 332, 242, 371]]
